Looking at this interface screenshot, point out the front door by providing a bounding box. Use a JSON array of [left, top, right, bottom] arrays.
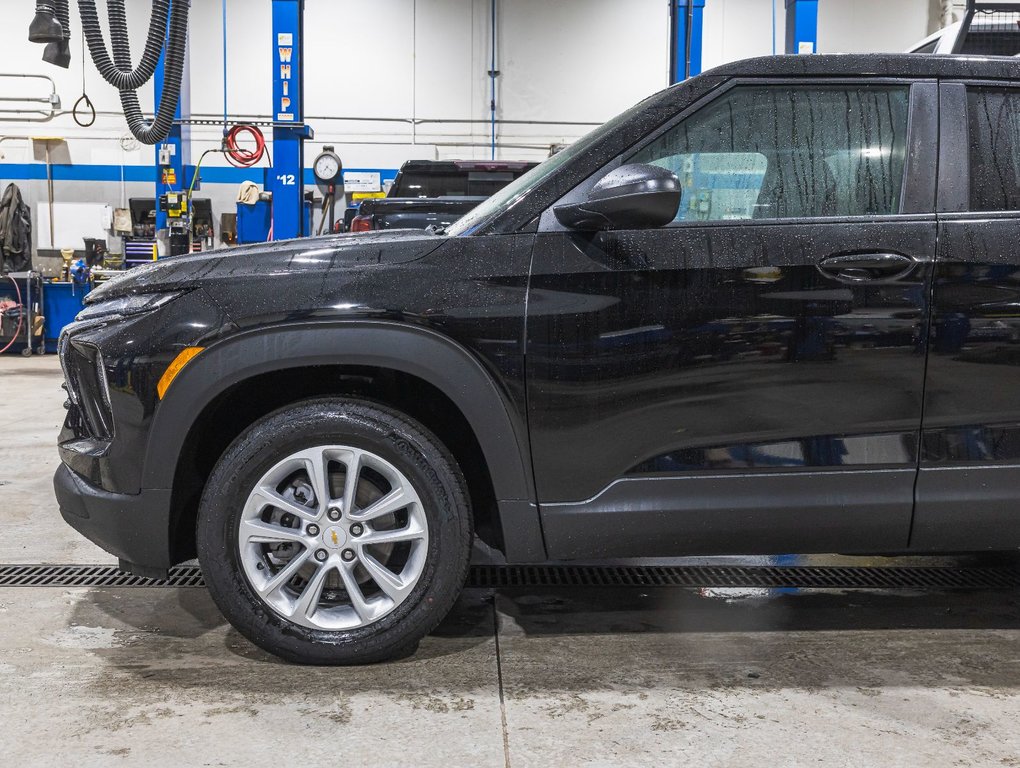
[[526, 80, 939, 559]]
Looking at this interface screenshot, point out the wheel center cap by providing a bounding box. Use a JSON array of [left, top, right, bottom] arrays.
[[322, 525, 347, 549]]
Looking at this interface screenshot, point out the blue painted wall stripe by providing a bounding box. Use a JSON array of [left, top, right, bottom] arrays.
[[0, 163, 398, 187]]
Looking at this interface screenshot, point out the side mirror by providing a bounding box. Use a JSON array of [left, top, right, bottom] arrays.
[[554, 163, 682, 231]]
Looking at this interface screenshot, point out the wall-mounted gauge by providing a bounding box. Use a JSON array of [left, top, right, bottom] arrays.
[[313, 147, 343, 185]]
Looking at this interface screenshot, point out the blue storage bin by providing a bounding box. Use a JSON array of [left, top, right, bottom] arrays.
[[44, 281, 90, 351], [237, 201, 272, 244]]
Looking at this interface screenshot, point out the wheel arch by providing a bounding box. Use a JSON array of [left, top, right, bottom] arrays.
[[144, 321, 543, 564]]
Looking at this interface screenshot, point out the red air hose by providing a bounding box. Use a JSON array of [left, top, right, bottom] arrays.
[[0, 275, 25, 355], [224, 124, 267, 168]]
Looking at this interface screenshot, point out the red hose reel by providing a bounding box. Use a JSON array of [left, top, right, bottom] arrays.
[[223, 124, 267, 168]]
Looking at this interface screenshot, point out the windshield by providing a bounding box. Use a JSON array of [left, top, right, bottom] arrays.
[[446, 101, 650, 236]]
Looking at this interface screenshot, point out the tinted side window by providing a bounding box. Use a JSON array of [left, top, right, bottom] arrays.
[[627, 85, 910, 222], [968, 88, 1020, 212]]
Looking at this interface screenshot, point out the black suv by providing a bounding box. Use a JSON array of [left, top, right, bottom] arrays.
[[56, 55, 1020, 664]]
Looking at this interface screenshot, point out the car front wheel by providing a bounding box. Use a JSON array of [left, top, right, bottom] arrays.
[[197, 398, 472, 664]]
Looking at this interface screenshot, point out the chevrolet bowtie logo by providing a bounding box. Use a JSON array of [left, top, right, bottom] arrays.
[[331, 530, 339, 546]]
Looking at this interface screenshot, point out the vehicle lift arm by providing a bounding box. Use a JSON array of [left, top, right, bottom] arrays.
[[156, 0, 312, 242]]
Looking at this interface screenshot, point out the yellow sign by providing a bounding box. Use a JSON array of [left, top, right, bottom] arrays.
[[351, 192, 386, 201]]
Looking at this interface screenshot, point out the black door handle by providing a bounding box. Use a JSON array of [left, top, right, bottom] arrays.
[[817, 252, 915, 282]]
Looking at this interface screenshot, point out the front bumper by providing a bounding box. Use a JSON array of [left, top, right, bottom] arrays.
[[54, 463, 174, 576]]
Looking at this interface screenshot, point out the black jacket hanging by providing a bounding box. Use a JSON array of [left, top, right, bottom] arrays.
[[0, 183, 32, 274]]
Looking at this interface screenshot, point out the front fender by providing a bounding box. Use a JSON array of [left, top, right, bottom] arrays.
[[143, 320, 540, 556]]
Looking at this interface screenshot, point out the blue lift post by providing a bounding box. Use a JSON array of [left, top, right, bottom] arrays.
[[270, 0, 313, 240], [785, 0, 819, 55], [154, 23, 191, 234], [671, 0, 705, 83]]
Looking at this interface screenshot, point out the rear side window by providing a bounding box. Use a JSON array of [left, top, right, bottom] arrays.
[[626, 85, 911, 222], [968, 88, 1020, 212]]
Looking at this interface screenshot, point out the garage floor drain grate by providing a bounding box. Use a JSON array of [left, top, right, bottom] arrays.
[[0, 564, 206, 588], [1, 563, 1019, 590], [470, 564, 1020, 590]]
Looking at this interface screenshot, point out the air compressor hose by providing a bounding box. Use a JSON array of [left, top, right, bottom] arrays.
[[0, 276, 25, 356], [224, 125, 267, 168]]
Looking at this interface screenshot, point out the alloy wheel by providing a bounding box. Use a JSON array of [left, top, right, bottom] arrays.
[[237, 445, 429, 631]]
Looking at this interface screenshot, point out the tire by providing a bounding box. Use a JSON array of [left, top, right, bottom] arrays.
[[197, 397, 473, 665]]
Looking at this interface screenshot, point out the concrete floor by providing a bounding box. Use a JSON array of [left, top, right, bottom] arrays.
[[3, 354, 1020, 767]]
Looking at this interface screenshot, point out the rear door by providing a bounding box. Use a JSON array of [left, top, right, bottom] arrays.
[[526, 79, 940, 559], [913, 81, 1020, 550]]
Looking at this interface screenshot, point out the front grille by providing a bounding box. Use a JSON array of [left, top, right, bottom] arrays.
[[59, 334, 113, 440], [1, 563, 1018, 590]]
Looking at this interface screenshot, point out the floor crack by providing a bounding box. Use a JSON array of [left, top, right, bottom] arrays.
[[492, 598, 511, 768]]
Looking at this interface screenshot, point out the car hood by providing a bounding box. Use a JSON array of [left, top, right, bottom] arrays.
[[88, 229, 445, 303]]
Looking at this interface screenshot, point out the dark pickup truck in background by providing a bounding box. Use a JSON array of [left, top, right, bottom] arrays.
[[347, 159, 537, 232], [909, 5, 1020, 55]]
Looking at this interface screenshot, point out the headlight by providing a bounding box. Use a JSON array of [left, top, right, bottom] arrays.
[[76, 291, 184, 322]]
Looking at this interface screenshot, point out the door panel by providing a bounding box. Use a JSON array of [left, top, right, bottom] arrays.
[[920, 220, 1020, 436], [525, 80, 937, 559], [527, 220, 935, 557], [913, 84, 1020, 551], [913, 218, 1020, 549]]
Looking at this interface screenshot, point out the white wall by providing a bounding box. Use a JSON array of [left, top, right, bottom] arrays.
[[0, 0, 941, 252], [300, 0, 670, 166], [0, 0, 670, 166], [703, 0, 786, 70], [817, 0, 932, 54], [703, 0, 934, 70], [0, 0, 670, 248]]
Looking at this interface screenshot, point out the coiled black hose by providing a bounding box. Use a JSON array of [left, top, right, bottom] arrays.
[[78, 0, 190, 145], [54, 0, 69, 42], [77, 0, 170, 90]]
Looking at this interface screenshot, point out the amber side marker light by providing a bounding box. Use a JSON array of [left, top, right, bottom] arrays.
[[157, 347, 205, 399]]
